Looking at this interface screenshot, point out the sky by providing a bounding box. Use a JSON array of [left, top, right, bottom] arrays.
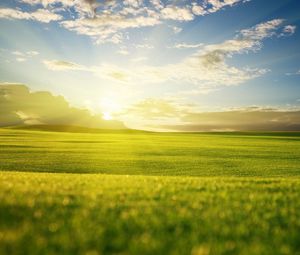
[[0, 0, 300, 131]]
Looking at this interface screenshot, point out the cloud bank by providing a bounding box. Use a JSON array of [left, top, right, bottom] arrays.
[[123, 99, 300, 131], [1, 84, 299, 132], [0, 84, 125, 129]]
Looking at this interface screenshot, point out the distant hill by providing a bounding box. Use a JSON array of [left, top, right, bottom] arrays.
[[6, 125, 151, 134]]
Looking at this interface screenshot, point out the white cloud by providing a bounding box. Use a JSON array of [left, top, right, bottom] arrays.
[[156, 19, 285, 87], [42, 19, 293, 90], [280, 25, 296, 36], [161, 6, 194, 21], [20, 0, 74, 7], [191, 0, 246, 16], [207, 0, 245, 13], [16, 58, 27, 62], [11, 50, 40, 62], [60, 13, 161, 44], [171, 26, 182, 34], [12, 50, 39, 56], [135, 43, 154, 49], [92, 64, 135, 82], [27, 51, 40, 56], [0, 8, 62, 23], [172, 43, 203, 49], [19, 0, 96, 17], [118, 19, 283, 90], [12, 51, 24, 56], [197, 19, 287, 69], [191, 4, 206, 16], [124, 0, 143, 8], [150, 0, 163, 10], [286, 69, 300, 76], [240, 19, 284, 40], [13, 0, 250, 44], [117, 49, 130, 55], [43, 59, 136, 83], [43, 60, 87, 71]]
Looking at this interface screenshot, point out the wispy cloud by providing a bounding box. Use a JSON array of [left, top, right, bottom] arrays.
[[135, 43, 154, 49], [11, 50, 40, 62], [130, 57, 148, 62], [169, 26, 182, 34], [150, 0, 163, 9], [124, 0, 143, 8], [280, 25, 296, 36], [60, 13, 160, 44], [146, 19, 291, 87], [42, 19, 295, 90], [19, 0, 98, 17], [171, 43, 203, 49], [12, 50, 39, 56], [0, 8, 62, 23], [117, 49, 130, 55], [43, 60, 86, 71], [161, 6, 194, 21], [43, 60, 135, 82], [191, 0, 248, 16], [286, 69, 300, 76], [16, 58, 27, 62]]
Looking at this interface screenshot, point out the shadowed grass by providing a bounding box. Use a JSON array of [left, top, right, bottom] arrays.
[[1, 172, 300, 255]]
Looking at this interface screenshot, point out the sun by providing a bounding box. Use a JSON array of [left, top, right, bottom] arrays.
[[102, 111, 113, 120], [100, 98, 121, 121]]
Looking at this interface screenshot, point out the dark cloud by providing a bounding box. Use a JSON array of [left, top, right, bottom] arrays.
[[122, 98, 183, 119], [124, 98, 300, 131], [163, 110, 300, 131], [201, 50, 226, 68], [0, 84, 125, 129]]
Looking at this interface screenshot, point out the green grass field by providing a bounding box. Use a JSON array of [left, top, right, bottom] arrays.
[[1, 128, 300, 255]]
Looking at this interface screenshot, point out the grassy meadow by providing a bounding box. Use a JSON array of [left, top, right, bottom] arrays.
[[0, 128, 300, 255]]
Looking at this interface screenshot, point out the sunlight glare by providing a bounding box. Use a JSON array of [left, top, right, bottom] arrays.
[[102, 111, 113, 120], [100, 98, 121, 120]]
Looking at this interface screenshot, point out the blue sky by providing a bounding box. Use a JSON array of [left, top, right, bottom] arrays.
[[0, 0, 299, 130]]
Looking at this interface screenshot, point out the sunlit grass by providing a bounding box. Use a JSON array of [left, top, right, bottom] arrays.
[[1, 172, 300, 255], [0, 128, 300, 254], [0, 128, 299, 176]]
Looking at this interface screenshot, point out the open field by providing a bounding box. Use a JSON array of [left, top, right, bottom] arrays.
[[0, 128, 300, 255], [1, 128, 300, 176]]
